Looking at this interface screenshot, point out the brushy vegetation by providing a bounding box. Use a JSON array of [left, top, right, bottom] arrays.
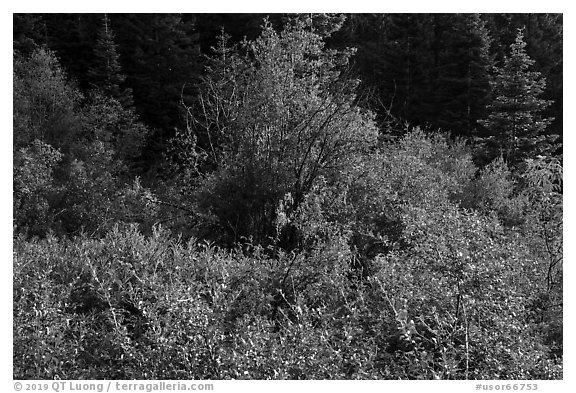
[[14, 17, 562, 380], [14, 130, 562, 380]]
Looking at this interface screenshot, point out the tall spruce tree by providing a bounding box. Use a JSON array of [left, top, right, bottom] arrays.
[[478, 28, 555, 163], [88, 14, 133, 108], [482, 14, 562, 137]]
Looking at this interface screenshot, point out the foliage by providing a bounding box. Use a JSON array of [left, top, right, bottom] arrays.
[[329, 129, 478, 272], [459, 156, 527, 226], [333, 14, 493, 137], [482, 14, 563, 136], [16, 131, 562, 379], [112, 14, 200, 138], [13, 49, 151, 237], [182, 19, 378, 245], [13, 126, 563, 381], [14, 198, 562, 379], [13, 14, 562, 380], [13, 14, 45, 56], [78, 92, 148, 167], [13, 49, 82, 150], [478, 28, 556, 163], [88, 14, 134, 108], [373, 203, 561, 379], [518, 157, 563, 358], [13, 140, 63, 236]]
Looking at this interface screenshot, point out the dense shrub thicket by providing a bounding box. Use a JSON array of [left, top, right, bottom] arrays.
[[14, 129, 562, 379], [14, 16, 562, 380]]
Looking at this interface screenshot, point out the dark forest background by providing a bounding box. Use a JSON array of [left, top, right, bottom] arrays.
[[13, 13, 563, 380]]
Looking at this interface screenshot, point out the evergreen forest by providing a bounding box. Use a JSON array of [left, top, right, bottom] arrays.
[[13, 13, 563, 380]]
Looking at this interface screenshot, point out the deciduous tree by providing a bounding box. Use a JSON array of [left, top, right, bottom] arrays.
[[181, 18, 379, 244]]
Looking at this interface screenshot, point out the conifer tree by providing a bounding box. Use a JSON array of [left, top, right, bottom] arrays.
[[88, 14, 133, 108], [434, 14, 493, 136], [333, 14, 493, 137], [478, 28, 555, 163], [113, 14, 200, 132]]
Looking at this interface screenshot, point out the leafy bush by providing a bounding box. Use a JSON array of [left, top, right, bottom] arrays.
[[13, 49, 152, 238], [180, 19, 378, 245], [460, 156, 527, 226], [13, 49, 81, 150], [371, 204, 561, 379], [13, 140, 63, 236], [14, 205, 562, 379]]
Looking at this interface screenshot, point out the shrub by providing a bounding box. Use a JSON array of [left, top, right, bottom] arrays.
[[181, 19, 378, 245], [460, 156, 527, 226], [370, 203, 561, 379], [13, 202, 562, 380], [13, 49, 81, 150], [13, 140, 63, 236]]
